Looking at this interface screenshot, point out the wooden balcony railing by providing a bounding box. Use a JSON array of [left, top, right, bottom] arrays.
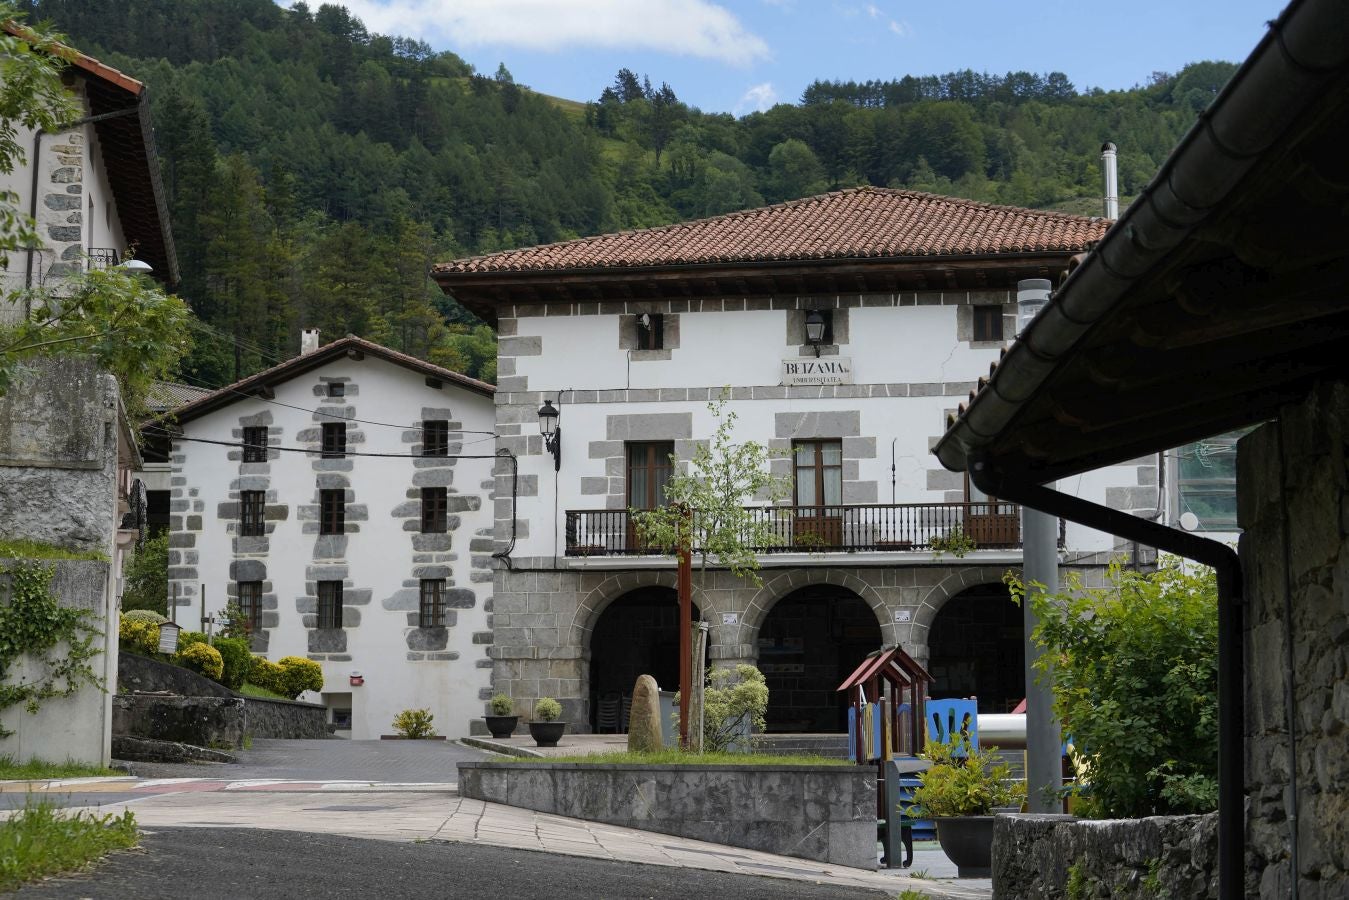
[[565, 502, 1055, 557]]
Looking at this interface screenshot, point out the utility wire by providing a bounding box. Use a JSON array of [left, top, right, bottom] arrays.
[[143, 426, 500, 457]]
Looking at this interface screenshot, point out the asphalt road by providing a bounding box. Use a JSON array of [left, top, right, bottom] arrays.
[[15, 828, 891, 900]]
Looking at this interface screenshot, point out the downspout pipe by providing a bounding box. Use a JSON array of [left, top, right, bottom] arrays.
[[968, 455, 1245, 900], [24, 105, 141, 293]]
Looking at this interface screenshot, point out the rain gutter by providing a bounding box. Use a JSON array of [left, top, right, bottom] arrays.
[[968, 456, 1244, 899]]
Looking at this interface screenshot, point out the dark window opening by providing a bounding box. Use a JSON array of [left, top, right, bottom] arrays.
[[240, 491, 266, 537], [422, 420, 450, 457], [626, 442, 674, 509], [331, 708, 352, 730], [238, 581, 262, 632], [327, 382, 345, 398], [320, 489, 345, 534], [972, 305, 1004, 342], [321, 422, 347, 458], [637, 313, 665, 350], [421, 487, 448, 533], [317, 580, 343, 628], [419, 579, 447, 627], [242, 426, 268, 463]]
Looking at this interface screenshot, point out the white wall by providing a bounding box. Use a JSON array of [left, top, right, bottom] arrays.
[[172, 355, 496, 739], [504, 299, 1145, 561]]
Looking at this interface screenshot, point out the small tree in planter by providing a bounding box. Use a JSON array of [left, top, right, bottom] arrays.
[[392, 708, 437, 739], [528, 697, 566, 747], [912, 738, 1025, 877], [485, 693, 518, 739]]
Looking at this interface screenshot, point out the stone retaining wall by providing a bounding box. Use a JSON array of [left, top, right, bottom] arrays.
[[118, 652, 236, 698], [992, 813, 1217, 899], [113, 694, 245, 749], [457, 761, 876, 869], [243, 696, 330, 739]]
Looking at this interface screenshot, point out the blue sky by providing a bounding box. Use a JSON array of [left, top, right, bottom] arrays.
[[319, 0, 1284, 113]]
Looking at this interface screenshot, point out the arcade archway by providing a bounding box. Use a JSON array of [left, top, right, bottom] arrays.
[[587, 586, 697, 731], [926, 582, 1024, 713]]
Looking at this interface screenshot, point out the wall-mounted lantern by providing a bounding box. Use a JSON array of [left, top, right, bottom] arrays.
[[537, 398, 562, 471], [804, 310, 827, 357]]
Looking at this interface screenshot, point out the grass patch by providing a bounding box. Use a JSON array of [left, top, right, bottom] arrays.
[[0, 756, 121, 780], [504, 749, 850, 766], [238, 682, 288, 700], [0, 801, 137, 891], [0, 538, 106, 561]]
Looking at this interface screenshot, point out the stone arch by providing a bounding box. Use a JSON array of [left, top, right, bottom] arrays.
[[740, 568, 890, 648], [568, 569, 679, 657]]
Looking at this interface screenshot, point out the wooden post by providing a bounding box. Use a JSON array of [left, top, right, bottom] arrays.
[[678, 532, 693, 749]]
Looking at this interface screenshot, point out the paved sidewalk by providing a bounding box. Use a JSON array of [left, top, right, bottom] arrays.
[[47, 787, 989, 899]]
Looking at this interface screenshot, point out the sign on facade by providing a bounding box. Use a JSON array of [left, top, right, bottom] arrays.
[[781, 357, 853, 386], [721, 612, 739, 625]]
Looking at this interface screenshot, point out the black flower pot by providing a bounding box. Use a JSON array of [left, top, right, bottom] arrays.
[[484, 715, 518, 739], [934, 815, 996, 877], [528, 721, 566, 747]]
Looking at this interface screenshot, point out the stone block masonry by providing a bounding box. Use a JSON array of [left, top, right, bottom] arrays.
[[457, 761, 878, 869]]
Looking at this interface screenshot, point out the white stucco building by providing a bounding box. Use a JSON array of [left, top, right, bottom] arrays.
[[434, 187, 1163, 733], [0, 21, 177, 314], [162, 336, 497, 739]]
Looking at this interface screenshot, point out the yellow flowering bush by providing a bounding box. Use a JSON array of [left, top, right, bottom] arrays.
[[174, 642, 223, 681], [117, 614, 160, 656], [277, 656, 323, 698], [249, 658, 286, 694]]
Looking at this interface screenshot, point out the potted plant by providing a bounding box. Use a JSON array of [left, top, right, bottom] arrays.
[[528, 697, 566, 747], [911, 738, 1025, 877], [485, 693, 518, 739]]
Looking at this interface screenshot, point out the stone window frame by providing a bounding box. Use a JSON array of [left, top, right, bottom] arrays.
[[319, 488, 345, 535], [785, 307, 849, 357], [419, 578, 447, 627], [239, 490, 266, 536], [421, 486, 448, 533], [327, 382, 346, 398], [321, 422, 347, 459], [957, 303, 1016, 349], [971, 305, 1004, 342], [618, 310, 680, 361], [626, 441, 675, 509], [317, 580, 344, 629], [241, 426, 268, 463]]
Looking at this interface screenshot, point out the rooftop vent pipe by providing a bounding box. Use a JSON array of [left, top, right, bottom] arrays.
[[1016, 278, 1052, 334], [1101, 141, 1119, 219], [301, 328, 321, 355]]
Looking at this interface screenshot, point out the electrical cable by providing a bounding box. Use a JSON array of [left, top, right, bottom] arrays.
[[142, 426, 499, 458]]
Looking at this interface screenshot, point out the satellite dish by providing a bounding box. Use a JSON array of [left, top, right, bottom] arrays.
[[1179, 511, 1200, 532]]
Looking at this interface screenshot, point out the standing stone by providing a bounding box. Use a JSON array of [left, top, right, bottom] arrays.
[[627, 674, 663, 753]]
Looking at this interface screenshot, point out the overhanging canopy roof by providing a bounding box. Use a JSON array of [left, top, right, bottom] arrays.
[[935, 0, 1349, 483]]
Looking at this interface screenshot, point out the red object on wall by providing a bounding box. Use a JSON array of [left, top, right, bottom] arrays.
[[349, 675, 364, 687]]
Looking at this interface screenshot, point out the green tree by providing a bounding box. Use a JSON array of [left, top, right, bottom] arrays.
[[1007, 559, 1219, 817], [764, 138, 827, 202], [120, 533, 168, 614]]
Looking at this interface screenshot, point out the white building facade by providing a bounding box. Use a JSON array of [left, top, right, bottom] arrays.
[[436, 188, 1160, 733], [163, 337, 497, 739]]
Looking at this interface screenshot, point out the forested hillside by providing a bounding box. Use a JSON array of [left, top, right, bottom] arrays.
[[20, 0, 1236, 388]]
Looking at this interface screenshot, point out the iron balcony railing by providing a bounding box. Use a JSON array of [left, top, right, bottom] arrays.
[[565, 502, 1063, 557], [87, 248, 120, 270]]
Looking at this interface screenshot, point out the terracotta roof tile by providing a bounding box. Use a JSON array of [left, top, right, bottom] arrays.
[[433, 187, 1109, 275]]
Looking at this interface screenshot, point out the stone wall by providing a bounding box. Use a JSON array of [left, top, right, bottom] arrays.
[[243, 696, 330, 739], [0, 357, 118, 553], [118, 651, 236, 698], [1238, 381, 1349, 899], [992, 813, 1217, 898], [112, 694, 246, 749], [457, 760, 877, 869]]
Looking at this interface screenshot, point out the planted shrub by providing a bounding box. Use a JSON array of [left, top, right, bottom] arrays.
[[533, 697, 562, 722], [176, 631, 208, 650], [213, 638, 253, 690], [249, 658, 286, 695], [174, 642, 223, 682], [117, 614, 159, 657], [120, 532, 169, 615], [912, 738, 1025, 817], [277, 656, 323, 699], [120, 609, 167, 626], [392, 708, 436, 739], [489, 694, 514, 716], [702, 664, 768, 753]]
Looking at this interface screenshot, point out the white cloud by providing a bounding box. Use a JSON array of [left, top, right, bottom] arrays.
[[734, 82, 778, 114], [888, 18, 912, 36], [331, 0, 770, 66]]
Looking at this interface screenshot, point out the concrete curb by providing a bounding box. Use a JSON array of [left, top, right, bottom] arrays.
[[459, 737, 543, 758]]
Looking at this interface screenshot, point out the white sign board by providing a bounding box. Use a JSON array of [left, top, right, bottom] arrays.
[[782, 357, 853, 386], [893, 610, 912, 623], [721, 612, 740, 626]]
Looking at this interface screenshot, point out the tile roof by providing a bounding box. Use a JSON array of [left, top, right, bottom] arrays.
[[434, 187, 1109, 275], [146, 381, 212, 411], [164, 335, 494, 425]]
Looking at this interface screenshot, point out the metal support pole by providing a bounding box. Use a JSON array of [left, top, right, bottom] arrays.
[[678, 545, 692, 749], [1021, 501, 1062, 813]]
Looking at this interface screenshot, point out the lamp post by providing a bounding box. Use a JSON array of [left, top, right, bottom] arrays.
[[537, 398, 561, 471], [804, 310, 826, 357]]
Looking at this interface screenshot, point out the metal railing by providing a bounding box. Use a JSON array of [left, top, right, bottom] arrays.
[[565, 502, 1044, 557], [87, 248, 120, 270]]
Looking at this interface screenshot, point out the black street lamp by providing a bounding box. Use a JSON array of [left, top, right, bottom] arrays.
[[804, 310, 827, 357], [537, 398, 561, 471]]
